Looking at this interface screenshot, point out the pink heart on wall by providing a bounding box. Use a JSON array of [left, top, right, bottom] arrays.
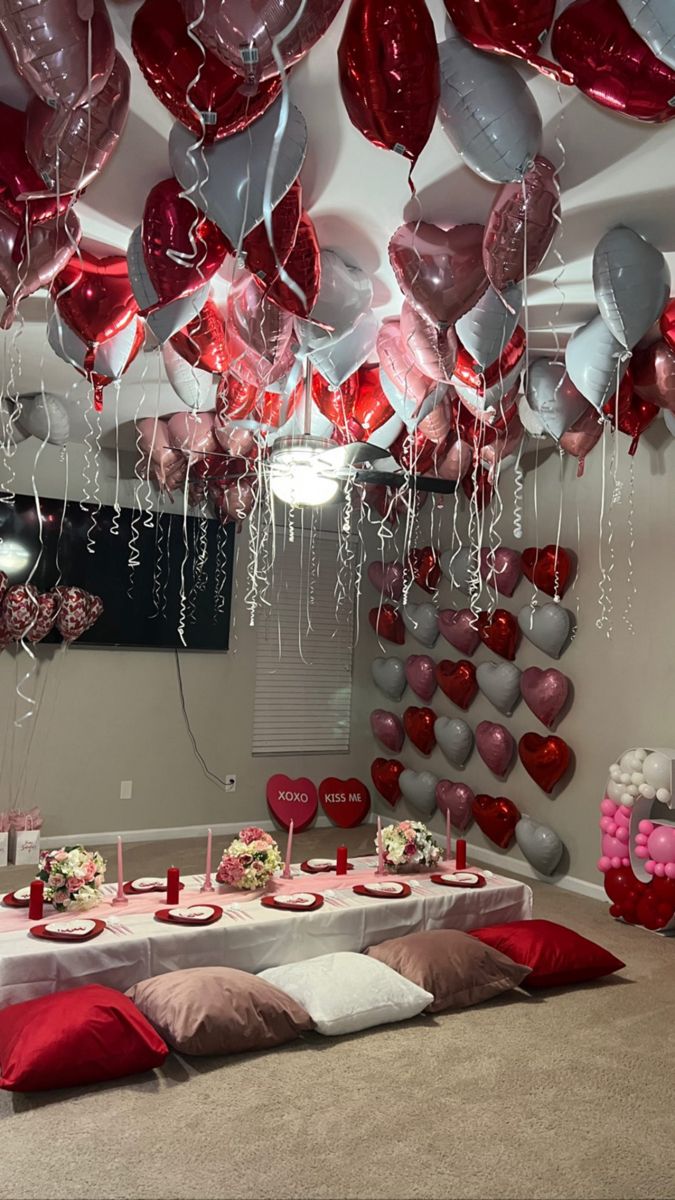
[[266, 774, 318, 832]]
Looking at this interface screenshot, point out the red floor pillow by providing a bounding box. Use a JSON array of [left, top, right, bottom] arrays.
[[469, 920, 625, 989]]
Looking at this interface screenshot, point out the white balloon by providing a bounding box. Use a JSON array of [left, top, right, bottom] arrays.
[[642, 750, 671, 792], [306, 310, 377, 389], [630, 772, 644, 785], [619, 773, 631, 785], [620, 750, 643, 774], [16, 393, 69, 445], [162, 341, 214, 410], [635, 748, 648, 763], [639, 784, 656, 800], [518, 394, 548, 439], [295, 251, 373, 344], [618, 0, 675, 69], [620, 793, 635, 807], [656, 787, 672, 804], [606, 779, 626, 803]]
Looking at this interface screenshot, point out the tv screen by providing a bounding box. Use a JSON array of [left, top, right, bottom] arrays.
[[0, 495, 235, 650]]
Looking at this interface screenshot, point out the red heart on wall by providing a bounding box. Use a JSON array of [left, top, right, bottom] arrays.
[[368, 604, 405, 644], [435, 659, 478, 710], [319, 778, 371, 828], [521, 545, 571, 598], [472, 793, 521, 849], [370, 759, 404, 807], [477, 609, 519, 661], [403, 706, 437, 756], [518, 733, 571, 793], [267, 774, 318, 832], [409, 547, 441, 593]]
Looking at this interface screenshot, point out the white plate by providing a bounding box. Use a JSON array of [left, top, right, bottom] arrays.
[[307, 859, 334, 869], [44, 919, 96, 937], [366, 882, 405, 895], [132, 877, 164, 890], [14, 887, 31, 901], [168, 905, 216, 921], [280, 893, 317, 907], [441, 872, 480, 884]]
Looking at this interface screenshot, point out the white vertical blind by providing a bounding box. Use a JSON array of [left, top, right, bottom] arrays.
[[252, 530, 355, 755]]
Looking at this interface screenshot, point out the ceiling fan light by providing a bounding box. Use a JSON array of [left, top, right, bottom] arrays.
[[268, 438, 340, 507]]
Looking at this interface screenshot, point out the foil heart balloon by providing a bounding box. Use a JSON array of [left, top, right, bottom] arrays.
[[0, 101, 71, 228], [475, 721, 516, 778], [140, 179, 229, 311], [435, 716, 473, 767], [401, 602, 438, 648], [518, 602, 571, 658], [55, 586, 91, 643], [370, 709, 405, 754], [453, 326, 526, 392], [0, 0, 115, 110], [266, 211, 322, 319], [371, 758, 405, 807], [515, 816, 564, 875], [435, 659, 478, 710], [399, 769, 439, 816], [521, 545, 572, 598], [405, 655, 437, 702], [520, 667, 570, 729], [377, 319, 437, 412], [476, 662, 522, 716], [371, 656, 406, 700], [27, 590, 59, 643], [367, 560, 404, 600], [171, 299, 228, 375], [435, 780, 474, 830], [633, 339, 675, 413], [444, 0, 572, 83], [403, 706, 437, 756], [477, 609, 519, 661], [602, 387, 660, 456], [559, 402, 604, 473], [52, 247, 138, 346], [388, 222, 487, 328], [409, 547, 441, 594], [0, 210, 81, 328], [2, 584, 38, 639], [399, 300, 458, 383], [226, 272, 294, 388], [438, 609, 481, 655], [242, 181, 302, 290], [472, 793, 521, 849], [518, 732, 571, 793], [210, 479, 257, 527], [482, 156, 560, 292], [352, 365, 396, 438], [479, 547, 522, 597], [369, 604, 405, 645], [552, 0, 675, 123]]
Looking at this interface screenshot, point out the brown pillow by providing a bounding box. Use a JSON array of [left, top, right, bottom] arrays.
[[126, 967, 313, 1056], [365, 929, 531, 1012]]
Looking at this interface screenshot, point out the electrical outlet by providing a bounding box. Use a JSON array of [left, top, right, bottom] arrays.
[[225, 775, 236, 792], [120, 780, 133, 800]]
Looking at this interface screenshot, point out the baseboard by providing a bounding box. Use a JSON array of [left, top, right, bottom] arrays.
[[465, 839, 608, 903], [40, 813, 378, 849]]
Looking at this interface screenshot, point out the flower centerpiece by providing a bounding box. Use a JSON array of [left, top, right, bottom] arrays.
[[37, 845, 106, 911], [379, 820, 441, 872], [216, 827, 282, 890]]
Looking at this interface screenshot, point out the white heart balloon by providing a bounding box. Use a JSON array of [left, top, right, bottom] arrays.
[[371, 657, 407, 701], [518, 603, 571, 659], [400, 769, 439, 816], [435, 716, 474, 768], [401, 602, 439, 648], [476, 661, 522, 716]]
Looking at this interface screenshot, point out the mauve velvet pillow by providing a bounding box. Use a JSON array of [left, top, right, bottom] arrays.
[[365, 929, 531, 1011], [126, 967, 313, 1056]]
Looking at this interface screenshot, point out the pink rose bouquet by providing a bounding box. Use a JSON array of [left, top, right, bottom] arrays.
[[37, 845, 106, 911], [216, 827, 281, 890], [379, 820, 441, 872]]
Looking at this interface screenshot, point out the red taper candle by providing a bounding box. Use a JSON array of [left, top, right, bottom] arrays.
[[166, 866, 180, 905], [335, 845, 348, 875], [455, 839, 467, 871]]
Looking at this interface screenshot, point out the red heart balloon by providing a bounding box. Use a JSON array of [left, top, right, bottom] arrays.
[[632, 339, 675, 414], [171, 299, 228, 374], [521, 545, 572, 598], [472, 793, 521, 849], [390, 428, 442, 476], [435, 659, 478, 710], [368, 604, 405, 645], [351, 364, 395, 438], [319, 777, 371, 828], [243, 181, 302, 290], [454, 327, 526, 390], [602, 386, 659, 456], [0, 102, 71, 228], [52, 247, 139, 346], [267, 211, 321, 318], [27, 590, 59, 643], [660, 298, 675, 351], [131, 0, 281, 143], [518, 732, 571, 793], [217, 374, 259, 421], [403, 706, 437, 756], [142, 179, 230, 311], [370, 758, 404, 807], [409, 547, 441, 594], [462, 467, 494, 511], [445, 0, 572, 83], [312, 370, 360, 427], [477, 609, 520, 661], [552, 0, 675, 123]]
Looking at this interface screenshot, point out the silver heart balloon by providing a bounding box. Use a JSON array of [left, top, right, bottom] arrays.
[[162, 341, 214, 410], [401, 602, 439, 648], [146, 283, 210, 346], [307, 311, 378, 390], [437, 30, 542, 184], [476, 661, 522, 716], [295, 251, 373, 344], [618, 0, 675, 69], [526, 359, 589, 441], [440, 548, 474, 593], [127, 224, 158, 314], [371, 657, 407, 701], [564, 313, 630, 412], [456, 284, 522, 370], [593, 226, 670, 350], [48, 305, 140, 380], [518, 603, 571, 659], [400, 769, 439, 816], [169, 98, 308, 245], [515, 815, 564, 876], [435, 716, 474, 768]]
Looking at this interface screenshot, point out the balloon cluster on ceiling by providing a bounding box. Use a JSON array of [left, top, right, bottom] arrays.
[[1, 0, 675, 529]]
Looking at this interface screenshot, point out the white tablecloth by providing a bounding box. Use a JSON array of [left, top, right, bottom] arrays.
[[0, 862, 532, 1008]]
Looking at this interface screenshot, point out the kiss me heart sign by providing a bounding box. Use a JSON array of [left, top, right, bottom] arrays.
[[266, 775, 318, 832], [319, 778, 371, 828]]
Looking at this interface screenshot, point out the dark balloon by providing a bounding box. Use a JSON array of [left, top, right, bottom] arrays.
[[483, 157, 560, 291], [171, 298, 228, 374], [0, 102, 70, 227], [52, 247, 139, 347], [444, 0, 573, 84], [141, 178, 229, 312]]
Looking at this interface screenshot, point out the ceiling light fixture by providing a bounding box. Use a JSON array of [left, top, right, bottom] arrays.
[[268, 436, 340, 507]]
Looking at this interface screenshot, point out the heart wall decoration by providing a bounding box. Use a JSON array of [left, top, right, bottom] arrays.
[[477, 608, 520, 661], [403, 706, 437, 755], [401, 602, 439, 647], [319, 778, 371, 827], [371, 758, 404, 807], [518, 603, 571, 659], [518, 733, 572, 794], [476, 661, 522, 716], [435, 781, 474, 830], [435, 716, 474, 768], [367, 560, 404, 600], [405, 655, 437, 701], [399, 769, 438, 816], [522, 545, 572, 598], [476, 722, 516, 779], [472, 794, 521, 849], [520, 667, 570, 729], [370, 710, 405, 753], [267, 775, 318, 832], [369, 604, 405, 645], [435, 659, 478, 710], [371, 657, 406, 701], [438, 609, 481, 655], [515, 816, 564, 876], [408, 547, 441, 593]]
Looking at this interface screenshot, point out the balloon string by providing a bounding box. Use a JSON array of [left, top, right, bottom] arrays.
[[175, 0, 210, 282], [596, 425, 609, 633], [127, 353, 153, 596], [55, 445, 69, 586], [552, 444, 565, 602], [512, 434, 524, 541], [86, 407, 102, 555], [111, 380, 121, 536], [622, 455, 636, 636]]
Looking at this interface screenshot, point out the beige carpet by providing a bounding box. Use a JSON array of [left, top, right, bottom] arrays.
[[0, 829, 673, 1200]]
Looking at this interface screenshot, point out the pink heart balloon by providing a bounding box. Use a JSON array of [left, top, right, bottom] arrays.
[[370, 709, 405, 753], [388, 221, 486, 327], [167, 411, 218, 460], [479, 547, 522, 597], [226, 272, 294, 389], [377, 318, 434, 407], [405, 655, 437, 702], [367, 560, 404, 600], [399, 300, 458, 383], [475, 721, 515, 778], [0, 209, 80, 328], [438, 609, 481, 655], [559, 402, 604, 473], [520, 666, 570, 728], [435, 780, 474, 831], [482, 156, 559, 292]]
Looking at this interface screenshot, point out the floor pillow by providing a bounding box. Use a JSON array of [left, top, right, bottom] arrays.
[[127, 967, 314, 1056], [0, 984, 168, 1092], [258, 951, 433, 1036], [365, 929, 531, 1011], [469, 919, 625, 989]]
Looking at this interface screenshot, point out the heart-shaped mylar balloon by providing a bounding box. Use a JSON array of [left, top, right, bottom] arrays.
[[435, 780, 474, 830], [371, 758, 405, 807], [405, 655, 437, 702], [388, 221, 486, 327], [409, 546, 441, 593], [27, 590, 59, 643], [403, 706, 437, 756], [440, 547, 473, 593], [266, 211, 322, 319], [477, 609, 519, 661], [319, 777, 371, 828], [435, 658, 478, 710], [518, 603, 571, 659], [476, 662, 522, 716], [52, 247, 138, 346], [518, 733, 571, 793], [435, 716, 473, 767], [444, 0, 571, 83], [2, 584, 39, 639], [401, 602, 439, 648], [472, 793, 521, 849], [242, 181, 302, 290], [521, 545, 572, 597], [141, 179, 229, 311], [633, 339, 675, 414], [370, 710, 405, 753], [479, 547, 522, 597], [475, 721, 515, 778], [367, 560, 404, 600], [369, 604, 405, 644], [438, 608, 481, 655], [266, 774, 318, 832], [371, 656, 406, 700], [520, 667, 570, 728], [515, 816, 564, 875], [400, 769, 439, 816]]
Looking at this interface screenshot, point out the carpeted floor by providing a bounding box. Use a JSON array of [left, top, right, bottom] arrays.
[[0, 829, 673, 1200]]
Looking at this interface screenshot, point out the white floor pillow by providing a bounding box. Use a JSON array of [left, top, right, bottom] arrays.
[[258, 951, 433, 1037]]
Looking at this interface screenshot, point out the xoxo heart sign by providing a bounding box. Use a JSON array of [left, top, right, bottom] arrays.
[[266, 774, 318, 832], [319, 778, 370, 828]]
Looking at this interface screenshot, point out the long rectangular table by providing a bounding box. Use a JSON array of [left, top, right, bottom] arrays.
[[0, 857, 533, 1009]]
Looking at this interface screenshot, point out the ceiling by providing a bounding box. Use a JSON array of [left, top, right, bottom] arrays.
[[4, 0, 675, 450]]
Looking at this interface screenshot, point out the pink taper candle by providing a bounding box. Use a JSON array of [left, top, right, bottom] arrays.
[[111, 835, 128, 906], [376, 816, 385, 875], [282, 819, 294, 879], [201, 827, 214, 893], [446, 808, 452, 863]]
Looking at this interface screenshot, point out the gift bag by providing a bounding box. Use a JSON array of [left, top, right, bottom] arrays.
[[8, 809, 42, 865]]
